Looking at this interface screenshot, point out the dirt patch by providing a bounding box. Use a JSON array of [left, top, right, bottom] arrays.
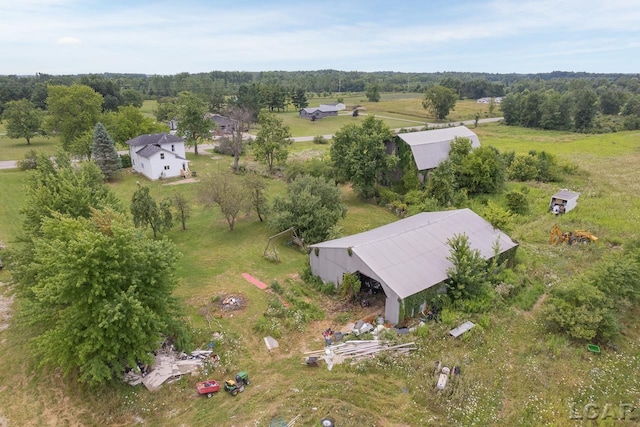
[[162, 178, 199, 186], [0, 284, 14, 332]]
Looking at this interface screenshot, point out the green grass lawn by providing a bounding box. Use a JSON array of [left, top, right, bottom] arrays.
[[1, 121, 639, 426]]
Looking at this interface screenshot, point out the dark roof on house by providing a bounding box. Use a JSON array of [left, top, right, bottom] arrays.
[[126, 133, 184, 147], [136, 144, 162, 158]]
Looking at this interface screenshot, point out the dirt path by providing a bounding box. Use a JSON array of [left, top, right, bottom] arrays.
[[0, 283, 14, 332]]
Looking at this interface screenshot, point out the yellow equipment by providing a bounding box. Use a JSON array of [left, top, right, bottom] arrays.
[[550, 224, 598, 245]]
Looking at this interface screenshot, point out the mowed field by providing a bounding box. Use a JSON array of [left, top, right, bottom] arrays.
[[1, 96, 640, 426]]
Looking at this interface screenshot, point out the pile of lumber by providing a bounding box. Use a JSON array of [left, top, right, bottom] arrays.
[[304, 340, 416, 370]]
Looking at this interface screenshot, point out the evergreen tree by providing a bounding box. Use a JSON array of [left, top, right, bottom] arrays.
[[92, 122, 122, 180]]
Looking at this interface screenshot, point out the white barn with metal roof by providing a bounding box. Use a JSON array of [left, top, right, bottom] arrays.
[[309, 209, 517, 324], [397, 126, 480, 170]]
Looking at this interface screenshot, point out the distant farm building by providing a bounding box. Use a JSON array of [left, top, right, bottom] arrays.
[[206, 113, 239, 135], [320, 102, 346, 111], [309, 209, 518, 324], [299, 105, 340, 120]]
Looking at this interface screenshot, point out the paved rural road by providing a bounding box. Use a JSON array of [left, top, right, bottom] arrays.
[[0, 117, 503, 169]]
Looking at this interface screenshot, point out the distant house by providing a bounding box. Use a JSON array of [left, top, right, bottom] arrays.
[[396, 126, 480, 173], [477, 97, 491, 103], [494, 97, 503, 104], [309, 209, 518, 324], [206, 113, 239, 135], [126, 133, 189, 180], [320, 102, 346, 111], [299, 105, 340, 120]]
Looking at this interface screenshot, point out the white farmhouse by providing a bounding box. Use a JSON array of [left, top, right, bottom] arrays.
[[126, 133, 190, 180]]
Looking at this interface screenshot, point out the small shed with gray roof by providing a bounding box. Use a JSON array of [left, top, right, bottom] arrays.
[[549, 189, 580, 214], [309, 209, 517, 324], [126, 133, 189, 180], [397, 126, 480, 171]]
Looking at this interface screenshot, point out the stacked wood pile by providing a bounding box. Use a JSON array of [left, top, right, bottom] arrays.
[[303, 340, 417, 370]]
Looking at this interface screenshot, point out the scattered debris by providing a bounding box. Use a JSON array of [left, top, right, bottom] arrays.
[[437, 366, 450, 390], [304, 340, 417, 371], [220, 295, 243, 311], [123, 349, 218, 390], [449, 321, 475, 338], [264, 336, 279, 351]]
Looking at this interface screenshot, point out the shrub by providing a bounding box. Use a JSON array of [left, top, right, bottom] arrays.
[[17, 149, 39, 171], [119, 153, 132, 168], [312, 135, 328, 144], [482, 201, 514, 232], [505, 190, 529, 215], [542, 281, 619, 341]]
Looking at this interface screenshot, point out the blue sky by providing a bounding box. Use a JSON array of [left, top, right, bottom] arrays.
[[1, 0, 639, 75]]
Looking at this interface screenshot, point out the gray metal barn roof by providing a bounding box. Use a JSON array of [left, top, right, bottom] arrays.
[[397, 126, 480, 170], [310, 209, 517, 299], [551, 189, 579, 201]]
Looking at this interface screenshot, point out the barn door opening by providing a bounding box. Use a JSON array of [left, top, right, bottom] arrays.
[[356, 272, 386, 309]]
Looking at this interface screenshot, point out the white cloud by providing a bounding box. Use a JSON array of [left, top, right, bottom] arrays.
[[57, 36, 80, 45]]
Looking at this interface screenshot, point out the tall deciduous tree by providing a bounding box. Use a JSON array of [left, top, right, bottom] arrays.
[[365, 83, 381, 102], [253, 111, 292, 173], [330, 115, 395, 199], [199, 172, 251, 231], [171, 192, 191, 231], [175, 91, 212, 155], [3, 99, 43, 144], [130, 185, 173, 238], [19, 151, 122, 239], [269, 175, 346, 244], [45, 84, 103, 150], [20, 208, 185, 385], [92, 122, 122, 180], [224, 106, 253, 172], [103, 105, 168, 146], [422, 85, 458, 120], [245, 173, 268, 222]]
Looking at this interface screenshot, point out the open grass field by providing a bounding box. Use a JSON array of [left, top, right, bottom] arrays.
[[1, 116, 639, 426]]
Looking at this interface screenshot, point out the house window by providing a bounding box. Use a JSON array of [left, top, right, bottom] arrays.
[[171, 145, 175, 152], [160, 153, 165, 159], [164, 165, 170, 170], [132, 159, 135, 165]]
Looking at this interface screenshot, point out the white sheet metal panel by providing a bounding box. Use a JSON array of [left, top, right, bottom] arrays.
[[397, 126, 480, 170], [310, 209, 517, 300]]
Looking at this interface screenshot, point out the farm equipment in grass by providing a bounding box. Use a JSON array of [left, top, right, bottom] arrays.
[[550, 225, 598, 245], [224, 371, 250, 396], [196, 379, 220, 398]]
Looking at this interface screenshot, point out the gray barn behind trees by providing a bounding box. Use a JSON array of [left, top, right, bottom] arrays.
[[397, 126, 480, 171], [309, 209, 518, 324]]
